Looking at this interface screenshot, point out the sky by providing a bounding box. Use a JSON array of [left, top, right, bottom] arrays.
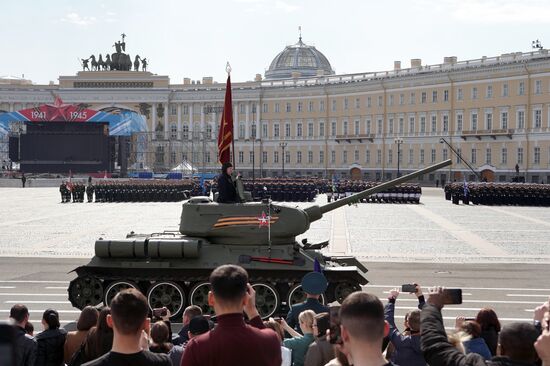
[[1, 0, 549, 85]]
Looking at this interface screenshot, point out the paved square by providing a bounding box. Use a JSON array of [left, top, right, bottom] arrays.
[[0, 186, 549, 263]]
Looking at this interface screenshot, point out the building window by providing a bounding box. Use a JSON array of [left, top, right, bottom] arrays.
[[399, 118, 404, 134], [501, 112, 508, 129], [486, 113, 492, 130], [332, 100, 337, 112], [377, 96, 383, 107], [275, 103, 280, 113], [183, 105, 189, 115], [274, 151, 279, 163], [443, 115, 449, 132], [444, 90, 449, 102], [377, 149, 382, 164], [319, 121, 325, 137], [297, 123, 303, 137], [182, 125, 189, 139], [343, 120, 348, 135], [285, 123, 291, 137], [366, 119, 371, 134], [502, 83, 509, 97], [486, 85, 493, 98], [262, 151, 267, 163], [319, 100, 325, 112], [170, 151, 176, 164], [408, 149, 414, 164], [420, 149, 425, 164], [409, 117, 415, 134], [308, 101, 314, 112], [471, 113, 478, 130], [457, 88, 463, 100], [535, 109, 542, 128], [319, 151, 324, 163], [308, 122, 314, 137], [366, 150, 370, 163], [456, 148, 461, 164], [388, 118, 394, 134], [331, 150, 336, 163], [285, 151, 290, 163], [535, 80, 542, 94], [342, 150, 348, 163], [517, 147, 523, 164], [249, 151, 254, 163], [170, 104, 177, 115], [240, 104, 245, 114], [457, 114, 463, 132], [377, 119, 383, 135], [238, 151, 244, 163], [170, 123, 177, 139], [262, 103, 268, 113], [286, 103, 291, 113], [354, 120, 360, 135], [250, 124, 256, 138], [431, 149, 436, 163], [486, 148, 491, 164], [399, 94, 404, 105], [472, 87, 478, 99], [274, 124, 280, 138], [355, 98, 360, 109], [308, 151, 313, 164], [297, 151, 302, 164], [344, 98, 349, 110], [534, 147, 541, 164], [367, 96, 372, 108], [432, 91, 438, 103], [354, 150, 359, 162], [389, 95, 394, 106], [410, 92, 415, 104], [388, 149, 393, 164], [518, 110, 525, 129], [251, 104, 257, 114], [501, 148, 507, 164], [420, 116, 426, 133], [471, 149, 477, 164], [297, 102, 303, 112], [331, 121, 336, 136], [519, 81, 525, 96], [262, 123, 268, 138], [239, 124, 245, 139], [443, 148, 448, 160], [431, 115, 437, 132]]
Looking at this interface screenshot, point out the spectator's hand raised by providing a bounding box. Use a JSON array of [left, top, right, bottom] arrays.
[[427, 286, 445, 309], [455, 316, 466, 330], [161, 307, 171, 322], [534, 297, 550, 322], [389, 288, 400, 300], [535, 329, 550, 365], [244, 283, 260, 320], [414, 283, 423, 297]]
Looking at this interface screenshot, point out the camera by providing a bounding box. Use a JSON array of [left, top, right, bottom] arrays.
[[152, 307, 167, 318]]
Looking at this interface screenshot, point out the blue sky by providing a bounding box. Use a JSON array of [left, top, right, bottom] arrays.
[[1, 0, 549, 84]]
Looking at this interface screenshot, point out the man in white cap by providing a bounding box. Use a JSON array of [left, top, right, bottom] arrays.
[[286, 272, 329, 332]]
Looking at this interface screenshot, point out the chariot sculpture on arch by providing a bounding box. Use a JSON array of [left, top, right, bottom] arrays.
[[79, 33, 148, 72]]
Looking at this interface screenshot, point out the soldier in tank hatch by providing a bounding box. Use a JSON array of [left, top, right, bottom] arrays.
[[286, 271, 329, 333], [216, 162, 239, 203]]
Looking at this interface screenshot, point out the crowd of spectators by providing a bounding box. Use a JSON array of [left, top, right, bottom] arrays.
[[6, 266, 550, 366]]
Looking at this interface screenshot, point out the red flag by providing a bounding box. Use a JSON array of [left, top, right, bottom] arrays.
[[218, 75, 233, 164]]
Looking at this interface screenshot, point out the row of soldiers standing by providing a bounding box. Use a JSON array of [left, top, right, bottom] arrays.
[[240, 178, 321, 202], [60, 182, 89, 203], [327, 180, 422, 204], [444, 182, 550, 206]]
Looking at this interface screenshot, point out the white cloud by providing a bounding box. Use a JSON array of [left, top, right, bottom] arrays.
[[444, 0, 550, 23], [274, 0, 300, 13], [60, 12, 97, 26]]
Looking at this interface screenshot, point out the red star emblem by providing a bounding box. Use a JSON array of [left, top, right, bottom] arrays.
[[257, 211, 271, 228]]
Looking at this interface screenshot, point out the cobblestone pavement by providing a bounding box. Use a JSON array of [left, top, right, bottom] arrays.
[[0, 187, 549, 263]]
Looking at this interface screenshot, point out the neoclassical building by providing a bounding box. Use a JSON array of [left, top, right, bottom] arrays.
[[2, 36, 550, 183]]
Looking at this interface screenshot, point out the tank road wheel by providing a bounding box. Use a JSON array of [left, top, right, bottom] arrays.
[[147, 282, 186, 318], [189, 282, 214, 316], [104, 280, 137, 306], [68, 276, 103, 309], [333, 281, 361, 303], [252, 283, 279, 319], [287, 284, 325, 306]]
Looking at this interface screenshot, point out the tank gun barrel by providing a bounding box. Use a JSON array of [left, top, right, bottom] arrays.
[[304, 159, 452, 221]]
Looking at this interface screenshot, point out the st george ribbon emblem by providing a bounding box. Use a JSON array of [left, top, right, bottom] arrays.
[[257, 211, 271, 228]]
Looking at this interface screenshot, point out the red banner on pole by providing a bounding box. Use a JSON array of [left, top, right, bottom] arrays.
[[217, 75, 233, 164]]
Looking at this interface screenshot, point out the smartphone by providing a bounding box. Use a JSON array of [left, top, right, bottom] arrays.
[[401, 284, 416, 293], [442, 289, 462, 305], [272, 317, 282, 323], [152, 307, 167, 318], [328, 306, 342, 345], [464, 317, 475, 321]]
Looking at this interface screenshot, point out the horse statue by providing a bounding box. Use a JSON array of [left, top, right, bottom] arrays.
[[141, 58, 148, 72], [134, 55, 141, 71], [105, 54, 112, 70], [97, 54, 105, 71], [90, 55, 98, 71]]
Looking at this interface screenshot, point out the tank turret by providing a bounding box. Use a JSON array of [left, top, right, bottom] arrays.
[[68, 160, 451, 320]]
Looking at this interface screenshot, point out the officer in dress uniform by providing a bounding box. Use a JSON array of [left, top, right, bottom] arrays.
[[285, 271, 329, 333]]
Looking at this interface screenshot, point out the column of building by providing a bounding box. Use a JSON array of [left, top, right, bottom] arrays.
[[163, 103, 169, 140], [177, 104, 182, 140], [151, 103, 157, 140]]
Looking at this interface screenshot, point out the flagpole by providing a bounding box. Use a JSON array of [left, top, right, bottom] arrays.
[[226, 62, 236, 168]]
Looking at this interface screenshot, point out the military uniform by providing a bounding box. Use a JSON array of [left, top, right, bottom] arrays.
[[285, 272, 329, 333]]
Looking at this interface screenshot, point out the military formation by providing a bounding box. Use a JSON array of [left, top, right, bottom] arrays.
[[59, 182, 86, 203], [241, 178, 321, 202], [445, 182, 550, 206], [327, 181, 422, 204]]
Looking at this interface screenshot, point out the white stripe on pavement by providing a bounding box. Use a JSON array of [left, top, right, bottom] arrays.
[[366, 285, 550, 291], [0, 309, 81, 313], [0, 286, 16, 289], [0, 293, 66, 296], [44, 287, 67, 290], [386, 298, 543, 305], [0, 280, 69, 284], [506, 294, 550, 298], [5, 301, 71, 304]]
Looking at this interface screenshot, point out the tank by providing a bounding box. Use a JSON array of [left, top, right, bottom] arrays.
[[68, 159, 451, 319]]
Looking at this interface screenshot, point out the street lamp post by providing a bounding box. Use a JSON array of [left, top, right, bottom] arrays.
[[394, 137, 403, 177], [252, 121, 256, 197], [439, 137, 480, 181], [279, 142, 287, 177]]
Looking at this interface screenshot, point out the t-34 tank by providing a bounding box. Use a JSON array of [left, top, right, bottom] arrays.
[[68, 159, 451, 318]]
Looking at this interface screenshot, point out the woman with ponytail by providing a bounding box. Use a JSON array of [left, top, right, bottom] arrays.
[[35, 309, 67, 366]]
